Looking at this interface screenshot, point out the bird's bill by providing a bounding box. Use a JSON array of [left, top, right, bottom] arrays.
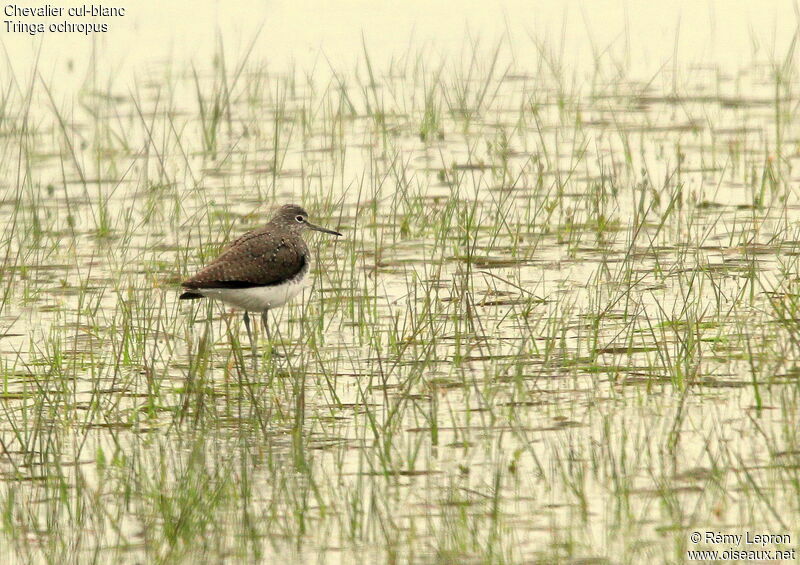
[[306, 221, 342, 236]]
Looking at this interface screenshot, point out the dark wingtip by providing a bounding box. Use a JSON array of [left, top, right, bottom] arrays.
[[179, 291, 204, 300]]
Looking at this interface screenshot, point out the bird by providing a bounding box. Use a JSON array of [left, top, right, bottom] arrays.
[[180, 203, 342, 360]]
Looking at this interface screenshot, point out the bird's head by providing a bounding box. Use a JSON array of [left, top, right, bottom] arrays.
[[272, 204, 342, 236]]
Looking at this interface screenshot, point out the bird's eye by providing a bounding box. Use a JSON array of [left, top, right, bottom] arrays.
[[295, 215, 305, 223]]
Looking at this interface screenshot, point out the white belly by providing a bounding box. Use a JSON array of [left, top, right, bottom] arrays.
[[195, 278, 306, 311]]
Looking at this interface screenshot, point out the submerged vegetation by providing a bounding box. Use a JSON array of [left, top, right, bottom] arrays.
[[0, 32, 798, 564]]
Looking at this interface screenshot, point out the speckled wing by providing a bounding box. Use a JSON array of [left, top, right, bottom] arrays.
[[181, 229, 307, 289]]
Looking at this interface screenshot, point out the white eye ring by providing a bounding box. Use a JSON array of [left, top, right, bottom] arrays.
[[295, 215, 305, 223]]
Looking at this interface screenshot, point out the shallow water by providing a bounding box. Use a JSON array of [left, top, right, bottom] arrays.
[[1, 15, 799, 564]]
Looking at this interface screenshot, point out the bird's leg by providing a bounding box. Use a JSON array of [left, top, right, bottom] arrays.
[[261, 310, 271, 342], [243, 310, 257, 369], [262, 310, 282, 357]]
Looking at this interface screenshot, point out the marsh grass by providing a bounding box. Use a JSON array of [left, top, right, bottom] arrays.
[[0, 31, 798, 565]]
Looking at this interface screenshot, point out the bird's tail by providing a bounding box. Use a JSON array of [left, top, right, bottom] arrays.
[[179, 291, 204, 300]]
